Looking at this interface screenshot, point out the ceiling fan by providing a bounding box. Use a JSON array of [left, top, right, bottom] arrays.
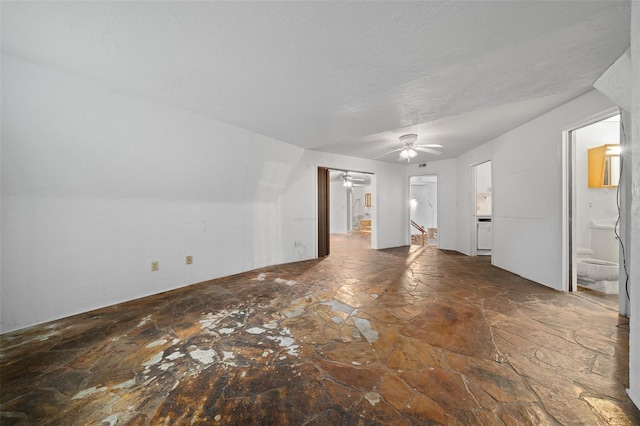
[[342, 172, 366, 187], [374, 134, 443, 162]]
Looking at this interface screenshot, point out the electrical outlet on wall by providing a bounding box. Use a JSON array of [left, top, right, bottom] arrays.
[[151, 261, 159, 272], [186, 255, 193, 265]]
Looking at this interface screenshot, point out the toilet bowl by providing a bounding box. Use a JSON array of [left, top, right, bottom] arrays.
[[576, 258, 618, 282], [575, 222, 619, 294]]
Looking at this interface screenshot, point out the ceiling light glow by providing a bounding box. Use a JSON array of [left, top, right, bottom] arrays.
[[607, 145, 621, 155]]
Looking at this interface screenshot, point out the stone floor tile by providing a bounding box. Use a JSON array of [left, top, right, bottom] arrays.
[[378, 374, 414, 411], [384, 338, 428, 370], [318, 341, 379, 366], [350, 397, 413, 426], [399, 367, 478, 411], [400, 298, 498, 359], [498, 404, 558, 426], [446, 353, 537, 403], [403, 394, 455, 424], [530, 382, 601, 425], [583, 395, 640, 426]]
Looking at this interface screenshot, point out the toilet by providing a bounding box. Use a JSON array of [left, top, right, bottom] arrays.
[[576, 222, 619, 294]]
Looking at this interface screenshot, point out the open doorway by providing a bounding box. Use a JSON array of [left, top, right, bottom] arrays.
[[409, 175, 438, 247], [568, 113, 621, 296], [471, 161, 492, 256], [562, 107, 632, 316], [318, 167, 374, 257]]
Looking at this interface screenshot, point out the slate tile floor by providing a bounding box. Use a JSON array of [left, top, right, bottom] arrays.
[[1, 233, 639, 425]]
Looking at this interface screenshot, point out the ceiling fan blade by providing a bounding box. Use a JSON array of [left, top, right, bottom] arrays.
[[415, 147, 442, 155], [416, 144, 443, 148], [373, 148, 403, 159], [351, 178, 366, 182]]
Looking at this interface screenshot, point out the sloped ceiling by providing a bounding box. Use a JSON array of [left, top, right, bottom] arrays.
[[1, 1, 630, 163]]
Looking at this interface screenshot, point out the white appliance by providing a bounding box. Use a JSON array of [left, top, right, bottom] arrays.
[[477, 217, 492, 250]]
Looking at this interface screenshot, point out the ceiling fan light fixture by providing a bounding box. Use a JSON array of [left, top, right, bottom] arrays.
[[374, 133, 443, 162], [399, 147, 417, 159]]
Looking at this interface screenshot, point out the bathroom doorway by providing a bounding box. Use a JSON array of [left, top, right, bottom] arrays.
[[564, 111, 625, 306], [572, 114, 620, 295]]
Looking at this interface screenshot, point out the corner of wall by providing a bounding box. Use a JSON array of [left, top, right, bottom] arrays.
[[593, 48, 632, 112], [629, 2, 640, 408], [627, 0, 640, 410]]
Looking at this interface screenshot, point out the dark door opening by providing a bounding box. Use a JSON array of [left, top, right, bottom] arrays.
[[318, 167, 330, 257]]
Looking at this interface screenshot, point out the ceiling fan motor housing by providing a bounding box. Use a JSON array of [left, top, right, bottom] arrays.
[[399, 134, 418, 145]]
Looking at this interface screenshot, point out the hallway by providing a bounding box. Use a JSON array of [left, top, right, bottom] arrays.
[[1, 233, 638, 425]]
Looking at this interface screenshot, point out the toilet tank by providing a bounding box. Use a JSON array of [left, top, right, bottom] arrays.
[[590, 222, 619, 263]]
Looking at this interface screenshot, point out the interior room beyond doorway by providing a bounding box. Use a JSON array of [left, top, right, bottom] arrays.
[[573, 113, 621, 296], [328, 169, 373, 239], [409, 175, 438, 247]]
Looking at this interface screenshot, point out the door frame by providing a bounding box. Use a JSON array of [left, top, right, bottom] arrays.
[[470, 159, 492, 256], [317, 167, 330, 257], [561, 106, 622, 296], [408, 174, 439, 248], [317, 166, 376, 257]]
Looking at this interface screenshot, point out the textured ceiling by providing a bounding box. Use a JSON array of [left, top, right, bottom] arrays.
[[1, 1, 630, 163], [315, 88, 589, 162]]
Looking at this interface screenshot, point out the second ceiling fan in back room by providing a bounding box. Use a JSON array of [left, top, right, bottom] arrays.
[[374, 134, 443, 162], [341, 172, 365, 187]]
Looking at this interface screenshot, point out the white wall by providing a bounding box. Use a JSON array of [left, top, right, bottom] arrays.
[[329, 180, 349, 233], [574, 119, 619, 253], [1, 56, 408, 332], [405, 160, 457, 250], [444, 91, 616, 282], [489, 90, 616, 289], [628, 0, 640, 410], [0, 55, 300, 331]]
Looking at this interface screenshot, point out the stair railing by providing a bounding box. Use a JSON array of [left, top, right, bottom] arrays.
[[411, 220, 426, 247]]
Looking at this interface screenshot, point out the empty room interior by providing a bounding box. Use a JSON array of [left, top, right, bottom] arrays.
[[2, 1, 640, 424]]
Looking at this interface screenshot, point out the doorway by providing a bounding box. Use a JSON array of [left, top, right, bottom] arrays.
[[566, 113, 621, 295], [318, 167, 374, 257], [409, 175, 438, 246], [562, 107, 631, 316], [471, 161, 492, 256]]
